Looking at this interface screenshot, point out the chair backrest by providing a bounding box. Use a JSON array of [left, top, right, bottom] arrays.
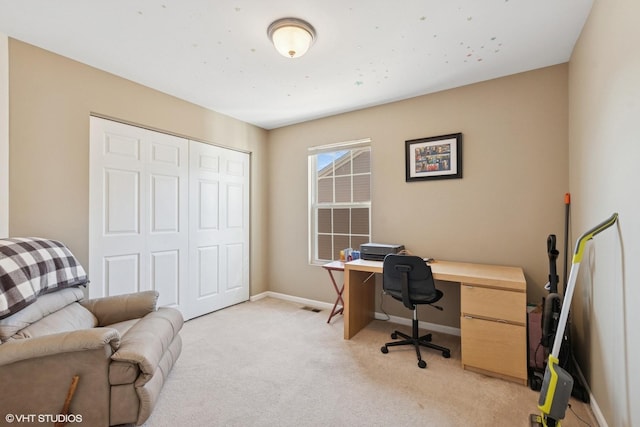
[[382, 254, 437, 310]]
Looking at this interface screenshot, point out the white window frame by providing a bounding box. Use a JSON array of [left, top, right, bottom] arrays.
[[308, 138, 371, 265]]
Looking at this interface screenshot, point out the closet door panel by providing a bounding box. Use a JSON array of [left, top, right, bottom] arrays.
[[188, 141, 249, 319], [104, 169, 140, 235], [151, 250, 180, 307], [90, 117, 188, 313], [198, 180, 219, 230], [150, 174, 179, 233], [197, 245, 220, 297], [104, 253, 140, 295]]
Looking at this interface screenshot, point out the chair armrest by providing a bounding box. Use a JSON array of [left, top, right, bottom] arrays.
[[81, 290, 159, 326], [0, 328, 120, 366]]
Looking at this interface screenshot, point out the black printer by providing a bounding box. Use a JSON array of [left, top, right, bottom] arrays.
[[359, 243, 404, 261]]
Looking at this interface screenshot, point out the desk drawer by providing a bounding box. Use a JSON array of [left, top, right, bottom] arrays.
[[461, 315, 527, 383], [461, 285, 525, 324]]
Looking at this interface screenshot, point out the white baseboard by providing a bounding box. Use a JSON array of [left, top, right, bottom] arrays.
[[250, 291, 335, 311], [251, 291, 461, 337]]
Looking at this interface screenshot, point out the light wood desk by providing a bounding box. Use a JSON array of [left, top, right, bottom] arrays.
[[343, 258, 528, 384]]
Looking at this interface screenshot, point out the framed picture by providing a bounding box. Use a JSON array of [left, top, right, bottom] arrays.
[[405, 133, 462, 182]]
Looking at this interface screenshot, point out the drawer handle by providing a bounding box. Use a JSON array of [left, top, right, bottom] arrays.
[[464, 315, 512, 324]]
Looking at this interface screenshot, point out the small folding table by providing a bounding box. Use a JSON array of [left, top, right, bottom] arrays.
[[322, 260, 345, 323]]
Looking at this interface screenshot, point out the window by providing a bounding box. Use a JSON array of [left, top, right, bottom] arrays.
[[309, 139, 371, 264]]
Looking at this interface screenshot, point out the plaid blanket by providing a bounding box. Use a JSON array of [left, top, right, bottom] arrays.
[[0, 238, 88, 319]]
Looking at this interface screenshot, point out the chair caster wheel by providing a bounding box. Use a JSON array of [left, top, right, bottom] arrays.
[[443, 350, 451, 358], [391, 332, 398, 339], [418, 360, 427, 369], [381, 346, 388, 354]]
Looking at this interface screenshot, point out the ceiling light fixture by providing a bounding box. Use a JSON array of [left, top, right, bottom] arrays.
[[267, 18, 316, 59]]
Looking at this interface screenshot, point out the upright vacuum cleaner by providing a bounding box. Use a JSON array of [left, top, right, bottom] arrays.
[[537, 194, 589, 403], [531, 212, 618, 427], [536, 235, 589, 402], [530, 195, 571, 392]]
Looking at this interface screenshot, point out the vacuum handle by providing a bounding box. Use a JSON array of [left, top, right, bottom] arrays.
[[572, 213, 618, 263], [551, 213, 618, 358], [547, 235, 558, 259]]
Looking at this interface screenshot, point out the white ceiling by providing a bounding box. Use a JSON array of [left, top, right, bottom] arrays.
[[0, 0, 593, 130]]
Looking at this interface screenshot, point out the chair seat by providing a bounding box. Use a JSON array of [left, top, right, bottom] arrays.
[[386, 288, 443, 305]]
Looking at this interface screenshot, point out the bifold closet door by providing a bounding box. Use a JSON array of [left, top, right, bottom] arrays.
[[187, 141, 249, 319], [89, 117, 189, 311], [90, 117, 250, 319]]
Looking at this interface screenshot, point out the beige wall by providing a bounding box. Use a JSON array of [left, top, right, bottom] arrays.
[[268, 65, 569, 327], [569, 0, 640, 425], [8, 39, 270, 295], [1, 33, 8, 238]]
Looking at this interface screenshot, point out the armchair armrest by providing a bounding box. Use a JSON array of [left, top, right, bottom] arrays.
[[111, 307, 183, 386], [81, 290, 158, 326], [0, 328, 120, 366]]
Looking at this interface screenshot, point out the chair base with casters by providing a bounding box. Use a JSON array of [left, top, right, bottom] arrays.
[[381, 307, 451, 368], [379, 254, 451, 369]]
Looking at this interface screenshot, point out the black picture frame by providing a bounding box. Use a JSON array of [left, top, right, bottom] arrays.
[[405, 133, 462, 182]]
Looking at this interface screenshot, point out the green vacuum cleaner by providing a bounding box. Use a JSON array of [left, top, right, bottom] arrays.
[[532, 212, 618, 427]]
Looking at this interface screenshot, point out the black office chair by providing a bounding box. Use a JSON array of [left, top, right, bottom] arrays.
[[380, 254, 451, 368]]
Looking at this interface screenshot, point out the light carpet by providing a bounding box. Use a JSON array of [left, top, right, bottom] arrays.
[[142, 297, 597, 427]]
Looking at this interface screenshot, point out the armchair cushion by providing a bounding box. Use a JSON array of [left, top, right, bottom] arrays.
[[10, 302, 97, 340], [0, 287, 85, 342]]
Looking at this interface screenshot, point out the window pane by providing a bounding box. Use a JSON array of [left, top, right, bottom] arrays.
[[351, 208, 369, 235], [353, 175, 370, 202], [317, 153, 335, 176], [335, 176, 351, 203], [318, 208, 332, 233], [334, 235, 350, 259], [335, 153, 351, 176], [333, 209, 349, 234], [353, 149, 370, 174], [318, 234, 332, 260], [351, 235, 369, 252], [318, 177, 333, 203]]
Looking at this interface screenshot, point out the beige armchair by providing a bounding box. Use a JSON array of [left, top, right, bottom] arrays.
[[0, 288, 183, 426]]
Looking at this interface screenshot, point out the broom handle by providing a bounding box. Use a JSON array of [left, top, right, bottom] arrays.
[[563, 193, 570, 292]]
